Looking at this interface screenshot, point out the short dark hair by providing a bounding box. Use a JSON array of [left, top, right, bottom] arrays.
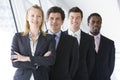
[[47, 6, 65, 20], [87, 13, 102, 23], [68, 6, 83, 18]]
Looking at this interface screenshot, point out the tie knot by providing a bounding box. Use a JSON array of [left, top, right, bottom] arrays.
[[53, 34, 56, 38], [72, 33, 77, 37], [94, 36, 99, 40]]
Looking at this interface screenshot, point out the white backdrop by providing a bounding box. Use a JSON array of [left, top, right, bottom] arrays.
[[0, 0, 120, 80], [12, 0, 120, 52]]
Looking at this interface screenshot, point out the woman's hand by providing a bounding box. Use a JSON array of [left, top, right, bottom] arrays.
[[11, 51, 30, 62], [44, 51, 51, 57]]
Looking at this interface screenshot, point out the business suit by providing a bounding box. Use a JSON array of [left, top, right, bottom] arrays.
[[90, 35, 115, 80], [49, 31, 79, 80], [65, 30, 95, 80], [11, 32, 56, 80]]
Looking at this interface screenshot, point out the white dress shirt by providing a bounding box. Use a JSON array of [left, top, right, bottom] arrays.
[[68, 29, 81, 44], [89, 33, 100, 53], [48, 30, 61, 49], [29, 32, 40, 80], [94, 34, 100, 52]]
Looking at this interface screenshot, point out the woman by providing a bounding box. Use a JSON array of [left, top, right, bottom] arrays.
[[11, 4, 56, 80]]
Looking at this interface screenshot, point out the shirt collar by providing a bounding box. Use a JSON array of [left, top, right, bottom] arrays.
[[29, 31, 40, 39], [89, 32, 101, 39], [48, 30, 61, 38], [95, 34, 100, 39], [68, 29, 81, 36]]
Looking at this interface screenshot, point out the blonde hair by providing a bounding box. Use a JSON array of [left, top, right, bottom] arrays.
[[22, 4, 46, 36]]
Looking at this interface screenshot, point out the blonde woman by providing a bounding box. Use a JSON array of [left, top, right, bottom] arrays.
[[11, 4, 56, 80]]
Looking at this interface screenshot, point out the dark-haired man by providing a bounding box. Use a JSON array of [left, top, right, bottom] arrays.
[[87, 13, 115, 80], [65, 7, 95, 80], [46, 6, 79, 80]]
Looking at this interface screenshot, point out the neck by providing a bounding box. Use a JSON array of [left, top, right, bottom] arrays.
[[50, 29, 60, 34], [70, 27, 80, 33], [90, 32, 99, 36], [30, 29, 39, 36]]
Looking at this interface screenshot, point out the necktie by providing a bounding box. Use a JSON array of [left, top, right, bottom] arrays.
[[94, 36, 99, 52], [72, 33, 77, 38], [71, 33, 80, 44], [53, 34, 56, 38], [53, 34, 57, 49]]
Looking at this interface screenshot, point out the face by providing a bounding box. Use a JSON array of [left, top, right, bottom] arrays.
[[68, 12, 82, 31], [47, 13, 63, 33], [27, 8, 43, 30], [88, 16, 101, 36]]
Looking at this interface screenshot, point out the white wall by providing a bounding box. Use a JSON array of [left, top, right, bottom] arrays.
[[41, 0, 120, 53], [1, 0, 119, 80]]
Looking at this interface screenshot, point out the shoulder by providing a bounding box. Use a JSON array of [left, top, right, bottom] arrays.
[[12, 32, 24, 42], [62, 32, 78, 41], [101, 35, 114, 44], [14, 32, 22, 36], [13, 32, 23, 38], [45, 33, 53, 38], [62, 32, 75, 38], [43, 33, 54, 41], [81, 31, 94, 40], [64, 30, 68, 34]]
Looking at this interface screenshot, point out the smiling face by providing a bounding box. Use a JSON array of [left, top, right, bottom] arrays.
[[27, 7, 43, 31], [47, 12, 63, 33], [68, 12, 82, 32]]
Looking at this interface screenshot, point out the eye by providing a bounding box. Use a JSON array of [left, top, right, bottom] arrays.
[[31, 14, 34, 17], [76, 16, 80, 20], [38, 15, 41, 17], [56, 17, 61, 20], [97, 21, 101, 24], [70, 16, 74, 19], [50, 17, 54, 20]]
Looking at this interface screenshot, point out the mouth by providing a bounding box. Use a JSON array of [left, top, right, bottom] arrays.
[[51, 24, 57, 27], [32, 21, 38, 24], [72, 22, 78, 24]]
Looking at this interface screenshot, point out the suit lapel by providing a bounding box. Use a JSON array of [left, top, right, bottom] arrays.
[[23, 33, 47, 56], [22, 34, 32, 56], [56, 32, 65, 52], [34, 34, 46, 56], [79, 31, 84, 50], [97, 35, 103, 54]]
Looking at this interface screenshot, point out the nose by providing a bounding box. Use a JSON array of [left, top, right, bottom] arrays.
[[94, 22, 99, 27], [33, 16, 38, 21], [52, 19, 57, 23], [72, 18, 77, 23]]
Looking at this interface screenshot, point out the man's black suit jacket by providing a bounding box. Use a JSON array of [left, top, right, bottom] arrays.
[[90, 35, 115, 80], [11, 32, 56, 80], [49, 32, 79, 80], [65, 30, 95, 80]]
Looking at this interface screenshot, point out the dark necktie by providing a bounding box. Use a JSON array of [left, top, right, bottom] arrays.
[[53, 34, 57, 49]]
